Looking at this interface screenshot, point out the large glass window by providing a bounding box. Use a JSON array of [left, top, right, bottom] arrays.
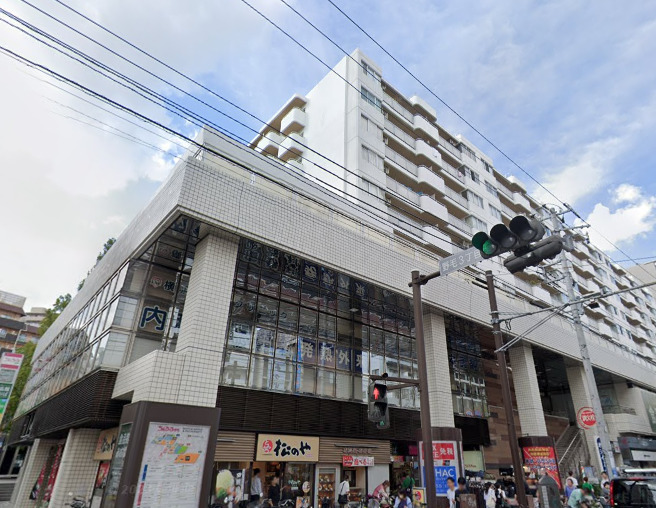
[[220, 239, 418, 408]]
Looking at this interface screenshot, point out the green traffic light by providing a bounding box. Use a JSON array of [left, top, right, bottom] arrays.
[[482, 240, 497, 255], [472, 231, 489, 250]]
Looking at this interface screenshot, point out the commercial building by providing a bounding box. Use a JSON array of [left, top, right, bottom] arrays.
[[6, 50, 656, 508], [0, 291, 40, 351]]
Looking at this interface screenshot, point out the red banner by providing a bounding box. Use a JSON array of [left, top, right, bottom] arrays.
[[522, 446, 561, 489], [432, 442, 455, 461]]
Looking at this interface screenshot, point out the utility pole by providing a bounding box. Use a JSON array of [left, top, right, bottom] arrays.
[[485, 271, 528, 508], [410, 270, 438, 508], [550, 209, 616, 477]]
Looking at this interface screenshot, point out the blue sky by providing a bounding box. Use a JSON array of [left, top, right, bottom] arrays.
[[1, 0, 656, 307]]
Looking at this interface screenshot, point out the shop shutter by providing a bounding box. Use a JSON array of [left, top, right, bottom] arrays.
[[319, 437, 391, 464], [215, 431, 256, 462]]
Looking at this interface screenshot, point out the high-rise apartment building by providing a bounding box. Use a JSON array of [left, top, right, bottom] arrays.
[[5, 50, 656, 508]]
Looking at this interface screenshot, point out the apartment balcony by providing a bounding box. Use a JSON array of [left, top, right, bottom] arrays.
[[388, 208, 424, 241], [385, 146, 418, 177], [284, 158, 304, 173], [280, 108, 306, 135], [384, 120, 416, 150], [386, 176, 420, 207], [383, 95, 415, 124], [442, 186, 469, 212], [257, 130, 283, 155], [278, 132, 305, 161], [620, 291, 638, 308], [626, 310, 642, 326], [439, 160, 467, 188], [419, 194, 448, 221], [500, 202, 515, 219], [598, 321, 615, 339], [416, 139, 442, 166], [423, 225, 453, 253], [513, 192, 532, 212], [569, 253, 595, 278], [576, 275, 593, 294], [447, 214, 472, 237], [615, 276, 631, 290], [414, 115, 440, 143], [437, 136, 462, 160], [417, 165, 445, 193]]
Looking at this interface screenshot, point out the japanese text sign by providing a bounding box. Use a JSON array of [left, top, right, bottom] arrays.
[[342, 455, 374, 467], [256, 435, 319, 462]]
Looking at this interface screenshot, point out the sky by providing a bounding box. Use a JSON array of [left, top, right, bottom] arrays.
[[1, 0, 656, 309]]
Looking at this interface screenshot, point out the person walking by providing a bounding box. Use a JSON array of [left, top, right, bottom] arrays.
[[567, 472, 579, 488], [338, 477, 350, 508], [484, 483, 496, 508], [446, 477, 457, 508], [455, 477, 470, 508], [251, 469, 263, 503], [565, 479, 576, 500], [394, 490, 412, 508], [268, 476, 281, 507], [568, 486, 584, 508], [401, 473, 415, 492]]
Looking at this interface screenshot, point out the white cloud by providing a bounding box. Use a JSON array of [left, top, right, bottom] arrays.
[[585, 184, 656, 252]]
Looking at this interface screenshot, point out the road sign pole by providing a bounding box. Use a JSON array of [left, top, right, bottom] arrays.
[[485, 271, 528, 508], [411, 270, 437, 508]]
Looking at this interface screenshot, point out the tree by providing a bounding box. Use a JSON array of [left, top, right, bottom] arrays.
[[37, 293, 71, 337], [0, 341, 36, 432], [78, 237, 116, 291]]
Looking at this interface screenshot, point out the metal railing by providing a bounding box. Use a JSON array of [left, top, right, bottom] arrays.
[[440, 160, 466, 183], [443, 187, 469, 208], [385, 146, 418, 176], [437, 136, 462, 159], [388, 210, 424, 239], [448, 214, 472, 234], [386, 177, 420, 206], [383, 94, 415, 123], [384, 121, 415, 149]]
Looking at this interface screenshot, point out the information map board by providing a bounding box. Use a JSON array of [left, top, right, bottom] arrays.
[[133, 422, 210, 508]]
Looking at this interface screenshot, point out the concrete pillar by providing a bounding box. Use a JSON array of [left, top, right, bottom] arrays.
[[49, 428, 102, 507], [509, 344, 548, 436], [175, 231, 239, 407], [11, 438, 59, 508], [423, 311, 455, 427], [566, 364, 605, 473]]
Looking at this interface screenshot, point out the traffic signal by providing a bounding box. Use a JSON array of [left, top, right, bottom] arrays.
[[504, 235, 564, 274], [471, 215, 545, 259], [368, 381, 389, 429], [471, 215, 563, 273]]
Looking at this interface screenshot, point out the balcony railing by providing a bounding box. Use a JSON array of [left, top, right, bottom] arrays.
[[385, 121, 416, 149], [438, 136, 462, 159], [383, 94, 415, 123], [385, 146, 418, 176], [388, 210, 423, 239], [386, 177, 420, 206], [440, 160, 466, 183], [448, 214, 472, 234], [443, 187, 469, 208]]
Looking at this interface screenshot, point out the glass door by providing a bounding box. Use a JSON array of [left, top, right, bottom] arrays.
[[283, 463, 315, 508]]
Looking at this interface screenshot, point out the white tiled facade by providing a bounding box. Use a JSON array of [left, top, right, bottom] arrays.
[[9, 49, 656, 507]]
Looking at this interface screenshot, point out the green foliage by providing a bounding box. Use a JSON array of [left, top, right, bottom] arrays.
[[0, 342, 36, 431], [37, 293, 71, 337], [78, 237, 116, 292]]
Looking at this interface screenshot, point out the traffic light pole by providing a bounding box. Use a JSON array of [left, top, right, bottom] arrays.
[[485, 271, 528, 508], [549, 210, 616, 477], [410, 270, 438, 508]]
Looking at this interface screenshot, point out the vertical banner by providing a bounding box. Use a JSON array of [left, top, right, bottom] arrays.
[[522, 446, 561, 489], [419, 441, 460, 497], [0, 352, 23, 422]]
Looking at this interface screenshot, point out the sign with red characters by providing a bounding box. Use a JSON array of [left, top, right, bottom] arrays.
[[577, 407, 597, 429], [342, 455, 374, 467]]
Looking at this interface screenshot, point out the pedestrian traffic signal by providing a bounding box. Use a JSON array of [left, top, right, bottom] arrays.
[[471, 215, 562, 273], [368, 382, 389, 429]]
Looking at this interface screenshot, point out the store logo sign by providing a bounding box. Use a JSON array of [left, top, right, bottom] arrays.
[[577, 407, 597, 429]]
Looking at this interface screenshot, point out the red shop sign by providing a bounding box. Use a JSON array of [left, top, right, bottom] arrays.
[[343, 455, 374, 467], [577, 407, 597, 429]]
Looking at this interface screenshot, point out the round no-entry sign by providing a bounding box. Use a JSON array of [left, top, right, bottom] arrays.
[[577, 407, 597, 429]]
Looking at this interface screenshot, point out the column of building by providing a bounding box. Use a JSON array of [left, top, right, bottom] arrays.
[[508, 344, 548, 436], [566, 364, 606, 473], [11, 438, 60, 508]]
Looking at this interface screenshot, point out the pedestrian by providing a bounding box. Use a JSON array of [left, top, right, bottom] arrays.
[[581, 477, 593, 493], [251, 469, 263, 503], [455, 477, 470, 508], [600, 482, 610, 508], [394, 489, 412, 508], [568, 486, 583, 508], [268, 476, 281, 507], [402, 473, 415, 492], [446, 477, 457, 508], [567, 472, 579, 488], [565, 479, 576, 500], [373, 480, 391, 507], [338, 477, 350, 508], [484, 482, 496, 508], [494, 482, 506, 508]]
